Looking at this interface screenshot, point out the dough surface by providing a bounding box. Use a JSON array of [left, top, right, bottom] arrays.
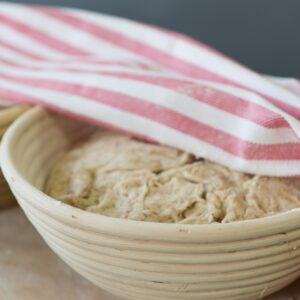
[[46, 130, 300, 224]]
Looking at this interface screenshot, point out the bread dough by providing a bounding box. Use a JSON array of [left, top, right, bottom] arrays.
[[46, 130, 300, 224]]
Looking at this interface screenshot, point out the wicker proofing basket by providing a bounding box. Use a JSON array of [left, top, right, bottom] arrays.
[[0, 105, 28, 209], [1, 106, 300, 300]]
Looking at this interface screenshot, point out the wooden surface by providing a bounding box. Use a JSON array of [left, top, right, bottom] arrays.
[[0, 206, 299, 300]]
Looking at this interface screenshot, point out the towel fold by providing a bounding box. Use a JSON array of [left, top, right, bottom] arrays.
[[0, 3, 300, 176]]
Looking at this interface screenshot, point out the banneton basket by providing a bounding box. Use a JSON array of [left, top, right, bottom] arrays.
[[2, 106, 300, 300], [0, 104, 29, 209]]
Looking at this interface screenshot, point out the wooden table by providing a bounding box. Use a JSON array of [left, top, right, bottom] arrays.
[[0, 207, 299, 300]]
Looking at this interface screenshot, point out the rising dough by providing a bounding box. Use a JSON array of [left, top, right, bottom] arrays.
[[46, 130, 300, 224]]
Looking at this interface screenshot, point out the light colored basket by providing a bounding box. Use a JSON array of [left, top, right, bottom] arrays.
[[0, 104, 29, 209], [1, 106, 300, 300]]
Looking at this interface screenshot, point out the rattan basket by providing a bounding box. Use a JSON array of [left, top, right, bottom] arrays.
[[0, 104, 28, 209], [2, 106, 300, 300]]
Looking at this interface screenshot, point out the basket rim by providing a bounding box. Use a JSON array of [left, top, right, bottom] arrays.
[[1, 106, 300, 243]]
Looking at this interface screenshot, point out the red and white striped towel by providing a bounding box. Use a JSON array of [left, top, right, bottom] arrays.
[[0, 3, 300, 177]]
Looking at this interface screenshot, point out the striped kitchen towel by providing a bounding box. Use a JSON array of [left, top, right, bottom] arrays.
[[0, 3, 300, 176]]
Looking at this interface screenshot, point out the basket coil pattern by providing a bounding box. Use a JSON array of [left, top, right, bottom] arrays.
[[1, 107, 300, 300]]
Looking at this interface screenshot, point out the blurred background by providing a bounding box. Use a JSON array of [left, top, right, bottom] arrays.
[[3, 0, 300, 77]]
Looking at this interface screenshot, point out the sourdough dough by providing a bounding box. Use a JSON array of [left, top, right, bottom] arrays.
[[46, 130, 300, 224]]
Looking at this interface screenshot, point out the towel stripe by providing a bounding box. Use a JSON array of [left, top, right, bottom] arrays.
[[0, 3, 300, 176], [0, 58, 293, 130], [33, 6, 300, 117], [0, 13, 90, 56], [1, 72, 300, 159]]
